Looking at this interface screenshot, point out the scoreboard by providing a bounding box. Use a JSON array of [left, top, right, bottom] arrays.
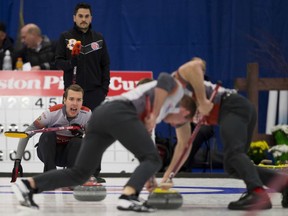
[[0, 70, 152, 173]]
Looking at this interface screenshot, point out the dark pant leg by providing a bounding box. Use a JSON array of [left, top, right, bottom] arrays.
[[82, 88, 107, 174], [36, 132, 57, 172], [63, 136, 103, 177], [101, 104, 162, 193], [88, 101, 161, 193], [115, 122, 161, 193], [62, 137, 102, 177], [83, 88, 106, 111], [54, 145, 66, 167], [33, 131, 114, 192], [219, 94, 263, 191], [62, 137, 82, 168]]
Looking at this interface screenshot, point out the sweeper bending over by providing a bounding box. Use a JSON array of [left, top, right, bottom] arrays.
[[160, 57, 288, 211]]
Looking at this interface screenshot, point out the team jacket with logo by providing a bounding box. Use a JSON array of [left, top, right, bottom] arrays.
[[55, 25, 110, 93], [108, 72, 184, 123], [15, 104, 91, 160], [174, 71, 237, 125]]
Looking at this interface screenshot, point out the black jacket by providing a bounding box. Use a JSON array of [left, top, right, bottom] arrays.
[[55, 25, 110, 93], [14, 36, 56, 70]]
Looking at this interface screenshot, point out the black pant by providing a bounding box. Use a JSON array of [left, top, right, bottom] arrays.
[[36, 132, 82, 171], [83, 88, 106, 111], [219, 93, 288, 192]]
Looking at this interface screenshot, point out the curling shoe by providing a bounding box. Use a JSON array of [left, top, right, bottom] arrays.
[[228, 188, 272, 210], [11, 179, 39, 210], [281, 186, 288, 208], [117, 194, 156, 212]]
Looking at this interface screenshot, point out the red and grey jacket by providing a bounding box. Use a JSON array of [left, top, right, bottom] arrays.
[[107, 72, 185, 123], [173, 70, 236, 125], [15, 104, 91, 160]]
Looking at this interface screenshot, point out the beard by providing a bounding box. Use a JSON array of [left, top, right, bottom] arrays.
[[76, 22, 90, 32]]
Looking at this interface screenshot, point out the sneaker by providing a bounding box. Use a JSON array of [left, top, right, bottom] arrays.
[[11, 180, 39, 210], [282, 186, 288, 208], [228, 190, 272, 210], [117, 194, 156, 212]]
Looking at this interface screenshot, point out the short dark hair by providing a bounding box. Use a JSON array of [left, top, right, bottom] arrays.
[[64, 84, 84, 99], [137, 78, 154, 86], [0, 22, 6, 32], [179, 95, 197, 119], [74, 2, 92, 15]]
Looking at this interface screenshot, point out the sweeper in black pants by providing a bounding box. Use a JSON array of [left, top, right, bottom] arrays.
[[161, 58, 288, 211]]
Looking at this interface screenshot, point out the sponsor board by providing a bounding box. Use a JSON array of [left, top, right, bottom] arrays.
[[0, 70, 153, 96]]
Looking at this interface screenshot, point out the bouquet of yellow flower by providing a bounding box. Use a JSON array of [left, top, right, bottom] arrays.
[[248, 141, 269, 164]]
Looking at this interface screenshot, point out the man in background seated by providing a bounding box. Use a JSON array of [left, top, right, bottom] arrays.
[[13, 23, 56, 70]]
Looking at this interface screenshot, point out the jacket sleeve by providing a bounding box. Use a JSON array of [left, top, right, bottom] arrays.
[[156, 72, 177, 93], [39, 41, 56, 70], [15, 124, 38, 159], [55, 33, 74, 71], [100, 38, 110, 94], [15, 110, 50, 159]]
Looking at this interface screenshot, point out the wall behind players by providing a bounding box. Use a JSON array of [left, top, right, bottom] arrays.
[[1, 0, 288, 134]]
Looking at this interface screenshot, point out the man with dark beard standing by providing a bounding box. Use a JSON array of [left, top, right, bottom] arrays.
[[55, 2, 110, 182], [55, 2, 110, 112]]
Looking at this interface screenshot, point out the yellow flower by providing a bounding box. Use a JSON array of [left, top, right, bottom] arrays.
[[250, 141, 269, 151], [248, 141, 269, 165]]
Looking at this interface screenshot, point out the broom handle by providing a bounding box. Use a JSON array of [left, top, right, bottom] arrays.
[[4, 125, 81, 138]]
